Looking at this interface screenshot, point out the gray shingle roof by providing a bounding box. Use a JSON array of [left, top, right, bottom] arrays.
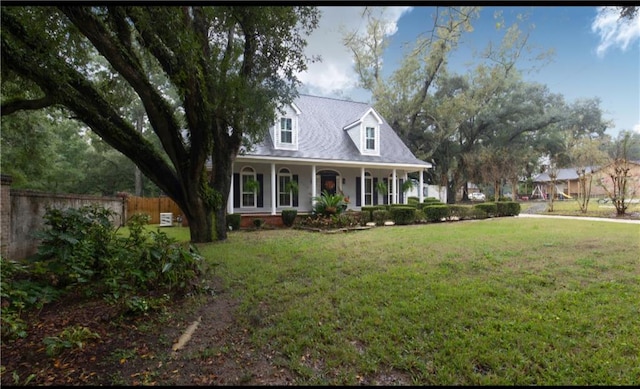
[[533, 167, 597, 182], [241, 94, 430, 167]]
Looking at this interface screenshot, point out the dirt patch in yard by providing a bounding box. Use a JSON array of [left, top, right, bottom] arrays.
[[1, 276, 295, 386]]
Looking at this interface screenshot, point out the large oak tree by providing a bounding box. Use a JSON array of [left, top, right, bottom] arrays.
[[1, 5, 319, 242]]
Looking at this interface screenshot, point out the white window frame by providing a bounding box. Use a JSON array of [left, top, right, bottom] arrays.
[[278, 168, 292, 207], [280, 118, 293, 144], [274, 103, 300, 150], [365, 126, 376, 151], [360, 123, 380, 156], [241, 167, 257, 208]]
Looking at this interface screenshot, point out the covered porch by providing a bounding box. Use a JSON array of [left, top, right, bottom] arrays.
[[227, 157, 431, 216]]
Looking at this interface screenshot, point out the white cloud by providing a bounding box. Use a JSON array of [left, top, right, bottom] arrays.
[[633, 123, 640, 134], [591, 6, 640, 57], [298, 6, 412, 100]]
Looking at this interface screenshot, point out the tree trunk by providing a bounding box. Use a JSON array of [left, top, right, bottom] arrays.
[[187, 201, 214, 243], [210, 142, 235, 241], [134, 110, 145, 196], [446, 180, 457, 204]]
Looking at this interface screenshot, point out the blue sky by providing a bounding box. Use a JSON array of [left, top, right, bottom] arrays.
[[298, 6, 640, 137]]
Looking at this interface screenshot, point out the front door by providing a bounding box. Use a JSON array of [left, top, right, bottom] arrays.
[[320, 174, 337, 196]]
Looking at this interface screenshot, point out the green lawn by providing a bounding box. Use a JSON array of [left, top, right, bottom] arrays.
[[537, 199, 640, 218], [179, 217, 640, 385]]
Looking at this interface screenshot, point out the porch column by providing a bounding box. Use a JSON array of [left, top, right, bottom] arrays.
[[311, 165, 317, 207], [419, 169, 424, 203], [392, 169, 397, 204], [360, 167, 365, 207], [271, 163, 276, 215], [228, 163, 234, 214]]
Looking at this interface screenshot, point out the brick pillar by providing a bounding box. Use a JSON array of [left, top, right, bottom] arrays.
[[1, 175, 13, 259]]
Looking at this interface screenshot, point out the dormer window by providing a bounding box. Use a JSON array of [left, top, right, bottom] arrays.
[[343, 107, 381, 156], [280, 118, 293, 144], [273, 103, 300, 150], [365, 127, 376, 150]]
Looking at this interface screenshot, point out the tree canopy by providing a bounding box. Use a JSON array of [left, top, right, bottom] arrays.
[[1, 5, 320, 242], [344, 7, 613, 202]]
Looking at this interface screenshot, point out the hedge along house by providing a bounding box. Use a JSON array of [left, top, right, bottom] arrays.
[[227, 95, 432, 220]]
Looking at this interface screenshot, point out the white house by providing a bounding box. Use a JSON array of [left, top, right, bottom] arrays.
[[228, 94, 432, 216]]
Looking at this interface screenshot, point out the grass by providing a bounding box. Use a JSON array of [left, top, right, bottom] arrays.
[[188, 218, 640, 385], [543, 199, 640, 218]]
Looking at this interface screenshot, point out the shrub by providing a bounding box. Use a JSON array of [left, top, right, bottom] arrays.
[[281, 209, 298, 227], [423, 205, 449, 222], [423, 197, 442, 204], [414, 209, 427, 223], [360, 209, 372, 224], [294, 211, 360, 230], [475, 203, 497, 217], [448, 205, 472, 220], [388, 203, 417, 209], [471, 207, 489, 219], [417, 201, 444, 211], [226, 214, 241, 231], [372, 209, 389, 226], [253, 218, 265, 229], [1, 257, 61, 341], [33, 205, 117, 286], [361, 206, 385, 224], [407, 196, 420, 205], [506, 201, 521, 216], [389, 206, 416, 225], [496, 201, 521, 216], [32, 206, 203, 311]]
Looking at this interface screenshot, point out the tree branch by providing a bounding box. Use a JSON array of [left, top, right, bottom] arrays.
[[1, 96, 55, 115]]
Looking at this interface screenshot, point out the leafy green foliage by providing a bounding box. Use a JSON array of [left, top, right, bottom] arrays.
[[474, 203, 498, 217], [495, 201, 521, 216], [423, 204, 449, 222], [388, 206, 416, 225], [43, 325, 100, 357], [1, 6, 320, 242], [1, 257, 62, 340], [226, 214, 241, 231], [312, 190, 347, 217], [31, 205, 203, 312], [295, 211, 361, 230], [253, 218, 266, 229], [360, 206, 386, 224], [33, 205, 116, 286], [372, 209, 389, 226], [281, 209, 298, 227]]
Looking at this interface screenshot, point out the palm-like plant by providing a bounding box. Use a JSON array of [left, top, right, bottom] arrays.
[[312, 190, 346, 216]]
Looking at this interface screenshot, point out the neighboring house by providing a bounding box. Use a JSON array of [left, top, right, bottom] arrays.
[[532, 161, 640, 200], [532, 167, 597, 199], [227, 94, 432, 216]]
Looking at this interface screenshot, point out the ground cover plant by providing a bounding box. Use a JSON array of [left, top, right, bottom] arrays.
[[2, 215, 639, 385]]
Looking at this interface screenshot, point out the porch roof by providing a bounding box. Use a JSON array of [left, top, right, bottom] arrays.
[[238, 94, 432, 170]]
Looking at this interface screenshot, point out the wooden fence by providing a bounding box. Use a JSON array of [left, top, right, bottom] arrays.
[[126, 196, 183, 225]]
